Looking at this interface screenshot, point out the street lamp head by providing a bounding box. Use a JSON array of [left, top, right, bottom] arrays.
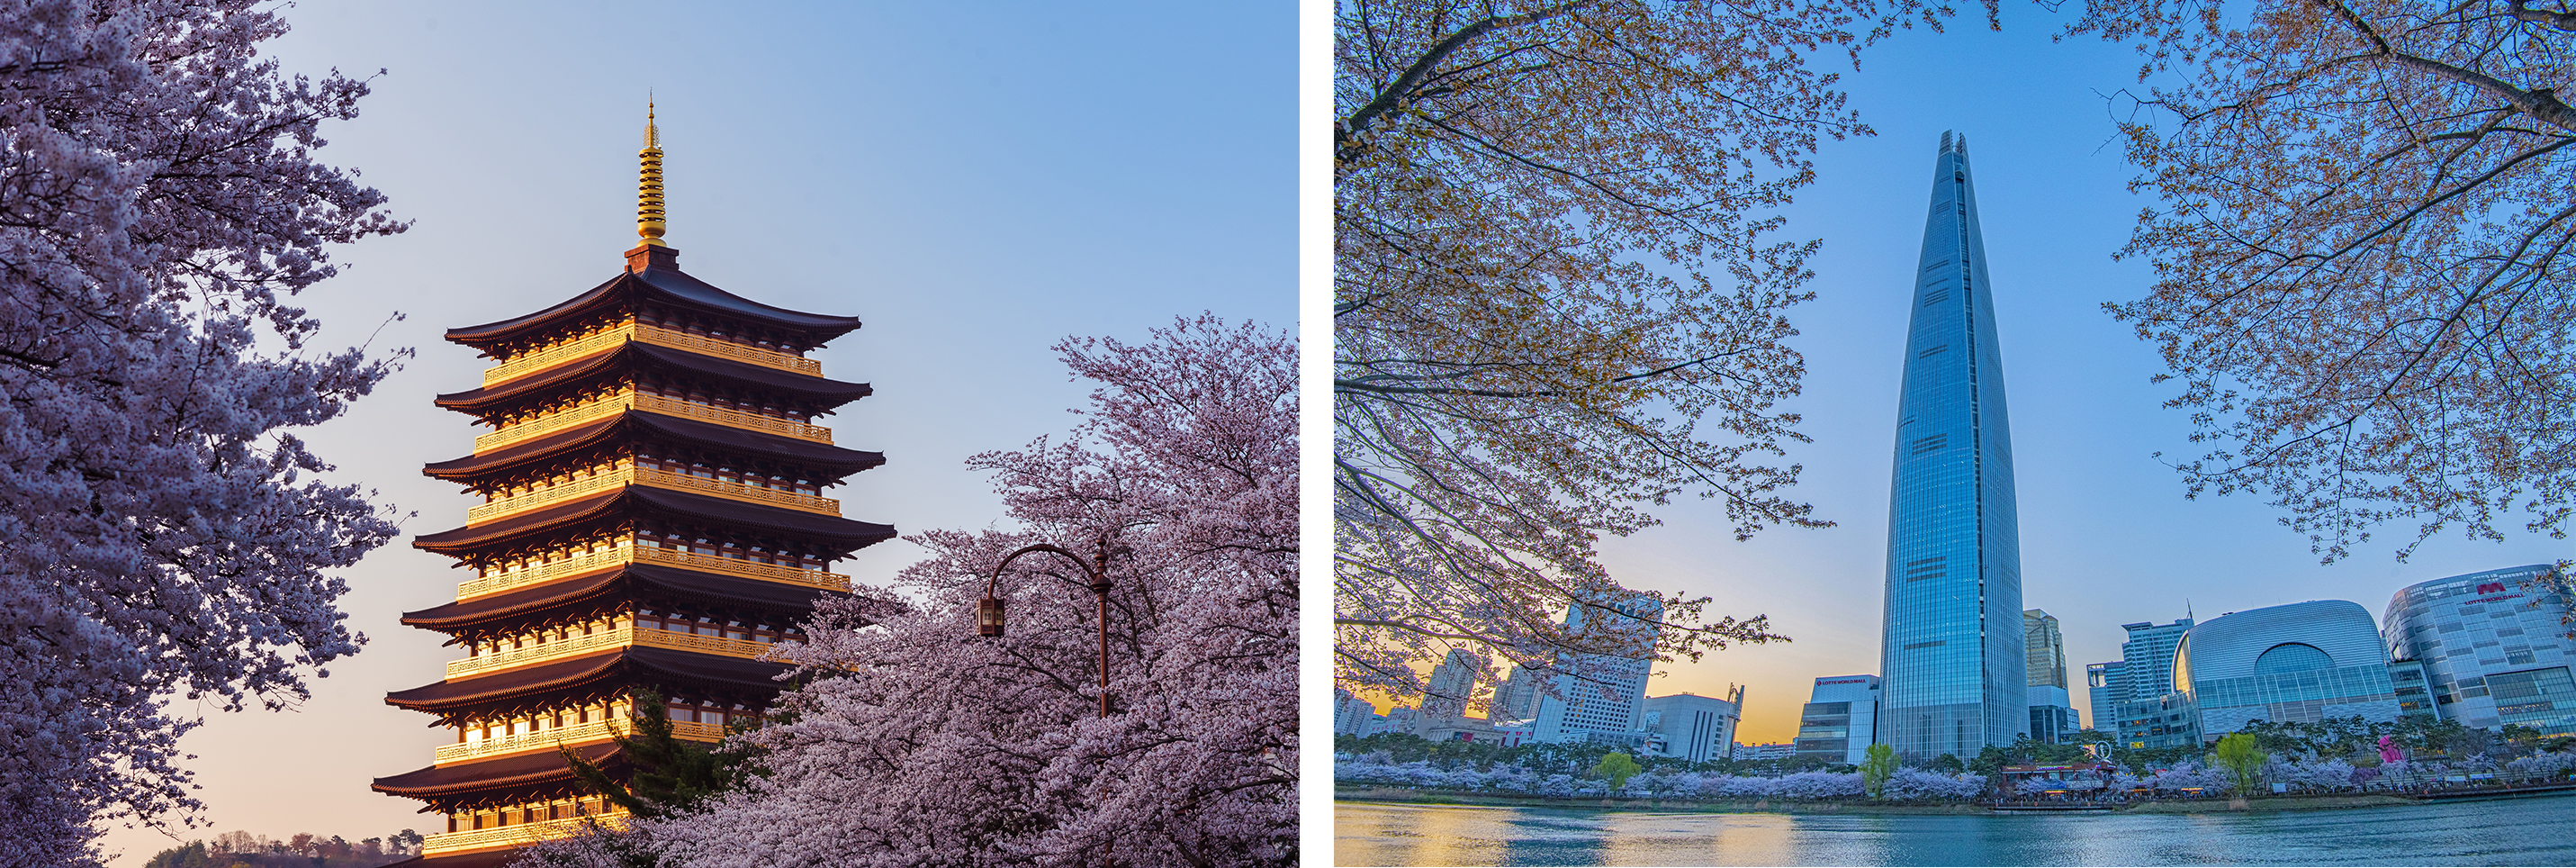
[[977, 594, 1005, 637]]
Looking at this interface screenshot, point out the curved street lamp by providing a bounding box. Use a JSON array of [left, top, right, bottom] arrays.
[[977, 539, 1115, 719]]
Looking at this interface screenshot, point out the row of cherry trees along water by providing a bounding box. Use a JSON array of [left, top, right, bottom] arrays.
[[0, 1, 1295, 864], [1339, 750, 2576, 801]]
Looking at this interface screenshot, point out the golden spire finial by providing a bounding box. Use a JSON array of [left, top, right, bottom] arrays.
[[636, 97, 667, 248]]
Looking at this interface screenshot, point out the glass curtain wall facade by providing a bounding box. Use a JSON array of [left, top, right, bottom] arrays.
[[2383, 565, 2576, 735], [2086, 661, 2126, 732], [1878, 131, 2027, 760], [2175, 600, 2404, 739]]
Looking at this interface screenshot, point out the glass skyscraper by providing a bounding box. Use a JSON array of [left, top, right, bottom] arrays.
[[1878, 131, 2028, 760]]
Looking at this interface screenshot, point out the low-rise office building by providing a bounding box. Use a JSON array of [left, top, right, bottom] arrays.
[[1793, 674, 1881, 764], [2382, 565, 2576, 735], [2116, 692, 2200, 750], [1643, 688, 1744, 764], [2028, 684, 2080, 744], [1734, 742, 1797, 762]]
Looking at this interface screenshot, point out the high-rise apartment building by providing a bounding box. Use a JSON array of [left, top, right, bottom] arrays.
[[1533, 593, 1660, 744], [1878, 131, 2028, 760], [2103, 617, 2195, 749], [2024, 610, 2079, 742], [1333, 688, 1377, 736], [2085, 661, 2126, 732], [1419, 648, 1481, 720], [2117, 618, 2194, 703], [1491, 664, 1544, 723]]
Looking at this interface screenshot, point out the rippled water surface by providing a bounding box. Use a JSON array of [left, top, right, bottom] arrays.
[[1336, 796, 2576, 865]]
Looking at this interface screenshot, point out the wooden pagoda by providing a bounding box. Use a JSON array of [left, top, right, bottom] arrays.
[[372, 107, 895, 865]]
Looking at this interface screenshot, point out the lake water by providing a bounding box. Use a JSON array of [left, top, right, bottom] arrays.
[[1336, 796, 2576, 865]]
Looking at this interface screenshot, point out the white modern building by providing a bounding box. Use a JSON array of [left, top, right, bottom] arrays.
[[1642, 688, 1744, 764], [1532, 593, 1660, 745], [1734, 742, 1797, 762], [1793, 674, 1881, 764], [2383, 565, 2576, 735]]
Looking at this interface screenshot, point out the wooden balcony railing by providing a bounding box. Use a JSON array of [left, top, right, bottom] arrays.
[[446, 625, 782, 679], [631, 545, 850, 592], [478, 324, 635, 386], [482, 321, 820, 386], [472, 391, 831, 454], [631, 322, 821, 376], [432, 716, 725, 765], [473, 391, 637, 453], [635, 625, 780, 660], [458, 543, 849, 601], [633, 393, 832, 443], [465, 468, 631, 524], [423, 813, 630, 854], [467, 466, 839, 525], [456, 544, 633, 600], [633, 466, 839, 514]]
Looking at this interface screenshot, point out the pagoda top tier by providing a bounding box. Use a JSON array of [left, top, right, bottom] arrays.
[[446, 246, 862, 352]]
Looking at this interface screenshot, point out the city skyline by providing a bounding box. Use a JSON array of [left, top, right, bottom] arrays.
[[1354, 8, 2571, 748]]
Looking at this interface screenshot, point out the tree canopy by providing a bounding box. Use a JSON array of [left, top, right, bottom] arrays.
[[1332, 0, 1984, 716], [0, 0, 404, 858], [2076, 0, 2576, 561], [519, 318, 1297, 868]]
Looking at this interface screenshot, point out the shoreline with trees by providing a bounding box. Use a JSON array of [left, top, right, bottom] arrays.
[[1338, 715, 2576, 816]]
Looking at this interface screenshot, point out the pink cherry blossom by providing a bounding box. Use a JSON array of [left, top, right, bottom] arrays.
[[0, 1, 403, 861], [518, 316, 1295, 868]]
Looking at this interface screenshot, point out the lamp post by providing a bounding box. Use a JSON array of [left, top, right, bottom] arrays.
[[977, 539, 1115, 719]]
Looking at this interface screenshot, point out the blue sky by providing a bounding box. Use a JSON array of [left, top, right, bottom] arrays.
[[1599, 8, 2571, 744], [92, 2, 1292, 861]]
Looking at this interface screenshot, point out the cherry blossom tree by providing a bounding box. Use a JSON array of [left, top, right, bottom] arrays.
[[1333, 0, 2004, 712], [2073, 0, 2576, 561], [529, 317, 1296, 868], [0, 0, 404, 861]]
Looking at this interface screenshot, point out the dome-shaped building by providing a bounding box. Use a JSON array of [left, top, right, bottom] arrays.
[[2174, 600, 2407, 740]]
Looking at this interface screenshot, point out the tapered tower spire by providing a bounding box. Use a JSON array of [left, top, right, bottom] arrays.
[[1877, 130, 2026, 760], [636, 100, 667, 247]]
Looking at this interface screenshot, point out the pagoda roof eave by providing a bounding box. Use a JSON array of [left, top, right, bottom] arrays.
[[419, 411, 886, 481], [386, 851, 536, 868], [410, 485, 897, 555], [445, 267, 860, 349], [399, 563, 852, 634], [382, 646, 792, 718], [432, 342, 872, 412], [370, 741, 623, 800]]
